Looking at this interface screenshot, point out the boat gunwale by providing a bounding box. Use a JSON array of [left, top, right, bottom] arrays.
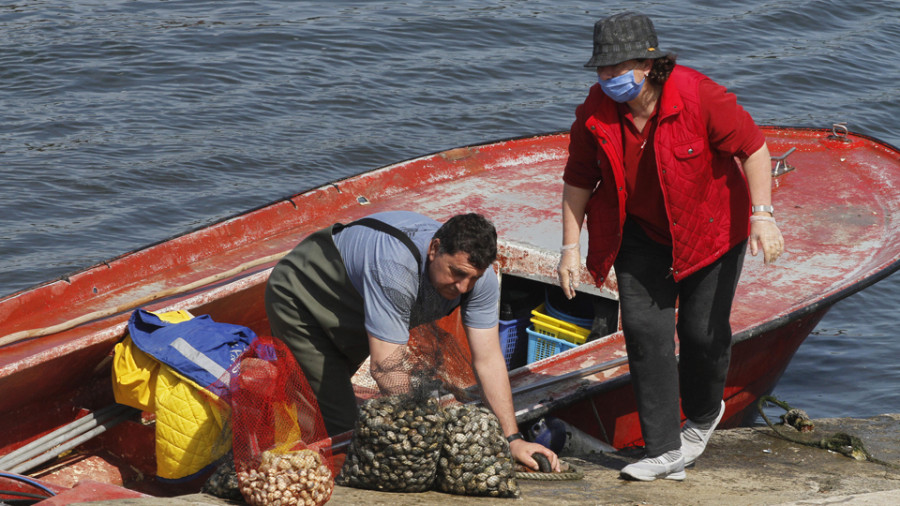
[[0, 131, 571, 302], [1, 125, 898, 357], [10, 123, 895, 302]]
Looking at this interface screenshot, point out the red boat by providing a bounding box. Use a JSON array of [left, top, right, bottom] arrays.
[[1, 125, 898, 503]]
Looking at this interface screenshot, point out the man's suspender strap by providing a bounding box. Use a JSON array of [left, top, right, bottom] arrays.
[[335, 217, 471, 311], [336, 217, 422, 268]]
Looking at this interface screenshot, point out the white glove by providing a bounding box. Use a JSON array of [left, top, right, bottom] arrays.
[[557, 244, 581, 299]]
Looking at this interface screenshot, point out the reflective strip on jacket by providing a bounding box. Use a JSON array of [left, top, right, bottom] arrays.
[[112, 309, 256, 481]]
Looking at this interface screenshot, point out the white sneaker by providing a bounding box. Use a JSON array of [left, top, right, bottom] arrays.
[[681, 400, 725, 466], [620, 449, 686, 481]]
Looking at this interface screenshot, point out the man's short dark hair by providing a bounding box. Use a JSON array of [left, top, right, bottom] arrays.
[[433, 213, 497, 270]]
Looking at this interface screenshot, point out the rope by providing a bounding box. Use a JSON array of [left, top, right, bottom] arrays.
[[515, 465, 584, 481], [0, 472, 56, 497], [515, 455, 584, 481], [756, 395, 898, 470]]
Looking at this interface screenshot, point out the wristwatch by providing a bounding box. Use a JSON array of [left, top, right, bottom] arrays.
[[751, 205, 775, 215], [506, 432, 525, 443]]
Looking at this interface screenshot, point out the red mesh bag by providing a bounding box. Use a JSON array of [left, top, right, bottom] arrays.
[[336, 322, 501, 493], [228, 336, 334, 506]]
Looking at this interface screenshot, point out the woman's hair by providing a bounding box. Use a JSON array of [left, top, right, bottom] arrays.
[[646, 54, 678, 84]]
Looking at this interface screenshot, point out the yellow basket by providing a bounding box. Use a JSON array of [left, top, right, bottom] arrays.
[[530, 303, 590, 345]]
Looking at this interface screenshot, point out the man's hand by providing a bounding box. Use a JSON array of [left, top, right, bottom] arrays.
[[510, 439, 561, 472]]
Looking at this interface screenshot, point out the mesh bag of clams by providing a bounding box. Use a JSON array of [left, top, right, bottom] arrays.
[[238, 447, 333, 506], [228, 335, 335, 505], [337, 393, 446, 492], [436, 404, 519, 497], [337, 323, 519, 497], [336, 330, 448, 493]]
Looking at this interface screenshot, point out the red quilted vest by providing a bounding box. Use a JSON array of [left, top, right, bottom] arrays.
[[581, 66, 751, 284]]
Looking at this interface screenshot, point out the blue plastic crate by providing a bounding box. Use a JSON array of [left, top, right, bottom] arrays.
[[499, 316, 529, 369], [526, 326, 578, 364]]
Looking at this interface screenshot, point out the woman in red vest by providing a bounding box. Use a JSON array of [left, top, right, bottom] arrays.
[[557, 12, 784, 482]]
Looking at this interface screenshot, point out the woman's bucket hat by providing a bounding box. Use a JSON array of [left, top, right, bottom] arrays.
[[585, 12, 668, 68]]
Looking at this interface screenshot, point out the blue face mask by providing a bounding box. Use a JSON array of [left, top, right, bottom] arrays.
[[598, 70, 645, 103]]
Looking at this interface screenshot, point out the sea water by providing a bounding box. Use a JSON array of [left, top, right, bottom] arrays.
[[1, 0, 897, 420]]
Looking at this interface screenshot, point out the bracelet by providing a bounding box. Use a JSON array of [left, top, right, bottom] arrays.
[[750, 216, 776, 223], [506, 432, 525, 443], [560, 243, 579, 253], [751, 204, 775, 215]]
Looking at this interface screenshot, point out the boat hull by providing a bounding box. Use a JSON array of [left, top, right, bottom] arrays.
[[1, 125, 898, 500], [538, 309, 827, 450]]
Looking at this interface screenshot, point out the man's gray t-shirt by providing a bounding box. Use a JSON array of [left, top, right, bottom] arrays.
[[332, 210, 499, 344]]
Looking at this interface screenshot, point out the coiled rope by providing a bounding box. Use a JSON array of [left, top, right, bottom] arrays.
[[756, 395, 898, 470]]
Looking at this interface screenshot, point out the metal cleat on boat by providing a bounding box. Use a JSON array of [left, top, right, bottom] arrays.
[[827, 122, 852, 142], [771, 147, 796, 177]]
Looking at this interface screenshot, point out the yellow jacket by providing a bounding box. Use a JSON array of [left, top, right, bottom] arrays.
[[112, 310, 229, 481]]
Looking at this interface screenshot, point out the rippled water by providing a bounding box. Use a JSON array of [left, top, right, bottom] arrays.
[[1, 0, 897, 420]]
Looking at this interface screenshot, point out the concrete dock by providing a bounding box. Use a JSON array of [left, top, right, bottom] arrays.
[[87, 413, 900, 505]]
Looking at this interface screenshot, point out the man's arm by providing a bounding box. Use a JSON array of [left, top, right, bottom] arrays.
[[466, 325, 561, 471], [368, 334, 410, 395]]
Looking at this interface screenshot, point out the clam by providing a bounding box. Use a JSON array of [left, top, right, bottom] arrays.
[[236, 448, 333, 506]]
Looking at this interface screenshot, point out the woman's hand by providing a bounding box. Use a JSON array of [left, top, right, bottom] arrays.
[[560, 183, 592, 299], [557, 246, 581, 299], [749, 219, 784, 263]]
